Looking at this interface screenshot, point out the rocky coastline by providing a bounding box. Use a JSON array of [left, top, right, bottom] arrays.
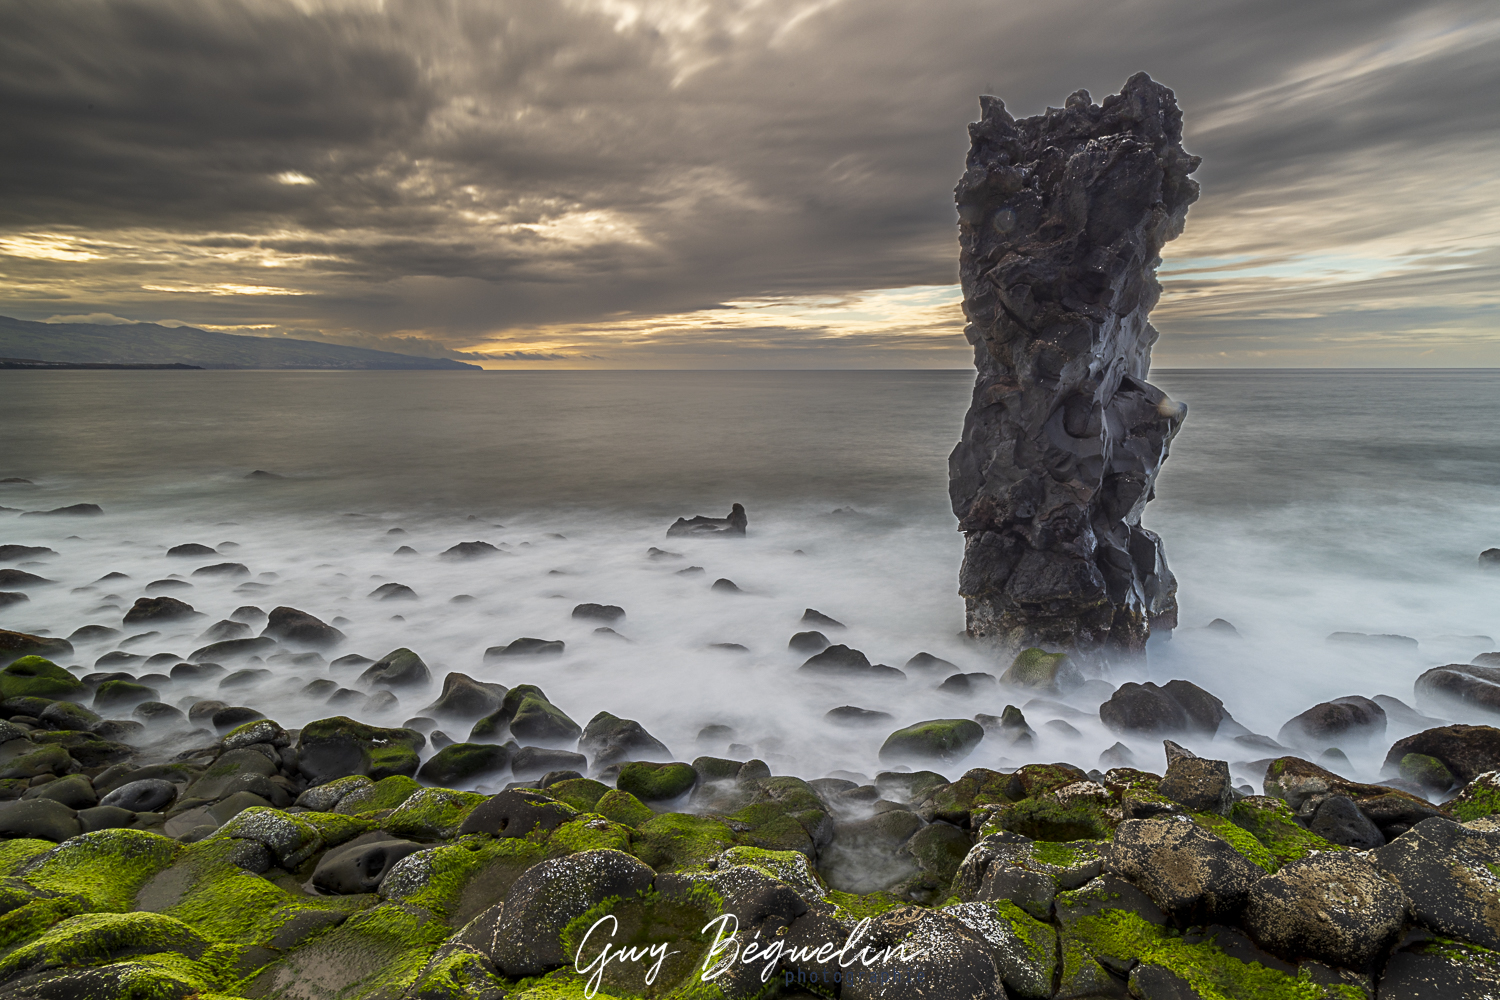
[[2, 546, 1500, 998]]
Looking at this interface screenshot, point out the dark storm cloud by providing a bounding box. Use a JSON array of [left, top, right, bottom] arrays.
[[0, 0, 1495, 361]]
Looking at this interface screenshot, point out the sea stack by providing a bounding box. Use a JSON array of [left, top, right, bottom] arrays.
[[949, 73, 1198, 659]]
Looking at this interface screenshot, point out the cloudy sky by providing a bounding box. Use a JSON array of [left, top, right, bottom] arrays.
[[1, 0, 1495, 368]]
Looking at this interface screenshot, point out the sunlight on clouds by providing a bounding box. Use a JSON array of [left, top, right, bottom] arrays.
[[274, 171, 316, 185], [0, 234, 105, 262], [140, 282, 310, 296]]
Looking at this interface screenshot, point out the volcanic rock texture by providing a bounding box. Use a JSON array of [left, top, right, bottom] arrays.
[[950, 72, 1199, 659]]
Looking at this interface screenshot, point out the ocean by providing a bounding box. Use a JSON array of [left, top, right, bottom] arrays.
[[3, 368, 1498, 789]]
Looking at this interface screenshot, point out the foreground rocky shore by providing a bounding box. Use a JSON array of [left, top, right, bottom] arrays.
[[0, 616, 1499, 998]]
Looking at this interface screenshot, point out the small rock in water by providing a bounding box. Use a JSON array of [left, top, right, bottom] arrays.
[[393, 545, 419, 556], [666, 503, 747, 538], [1204, 618, 1240, 636], [145, 578, 193, 593], [646, 547, 681, 560], [1327, 631, 1419, 649], [166, 543, 217, 558], [244, 470, 283, 479], [801, 608, 845, 629], [0, 545, 56, 562], [1480, 548, 1500, 569], [369, 582, 418, 601], [707, 643, 748, 653], [21, 503, 103, 517], [123, 596, 197, 626], [905, 651, 957, 672], [484, 637, 565, 658], [1099, 742, 1137, 769], [440, 540, 501, 561], [1278, 695, 1386, 750], [197, 620, 250, 643], [824, 705, 893, 727], [230, 605, 267, 625], [675, 566, 704, 576], [788, 630, 829, 654], [261, 606, 344, 648], [710, 578, 741, 593], [938, 672, 997, 694], [571, 603, 624, 622], [329, 653, 374, 671], [359, 648, 431, 689]]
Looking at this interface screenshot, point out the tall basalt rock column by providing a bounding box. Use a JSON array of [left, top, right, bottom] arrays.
[[949, 73, 1198, 659]]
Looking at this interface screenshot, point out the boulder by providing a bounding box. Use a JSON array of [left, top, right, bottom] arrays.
[[1100, 679, 1227, 736], [840, 905, 1007, 999], [469, 685, 580, 748], [801, 609, 845, 629], [296, 716, 423, 785], [369, 582, 418, 601], [167, 543, 217, 557], [21, 503, 103, 516], [261, 606, 345, 648], [510, 746, 587, 780], [1243, 852, 1408, 969], [191, 562, 249, 578], [1373, 816, 1500, 950], [358, 648, 431, 689], [0, 630, 72, 669], [440, 541, 501, 560], [421, 672, 507, 720], [1158, 755, 1232, 815], [0, 657, 85, 701], [578, 711, 670, 769], [665, 503, 747, 538], [189, 637, 277, 663], [956, 831, 1104, 919], [458, 788, 577, 838], [938, 672, 997, 695], [490, 849, 656, 976], [483, 637, 565, 658], [1264, 756, 1441, 839], [197, 619, 250, 643], [999, 648, 1082, 693], [825, 706, 894, 727], [1107, 816, 1265, 922], [0, 798, 81, 840], [100, 778, 177, 813], [122, 596, 196, 626], [1307, 794, 1385, 849], [1380, 937, 1500, 998], [1384, 725, 1500, 783], [571, 603, 624, 622], [1277, 695, 1385, 750], [0, 569, 52, 589], [788, 631, 830, 654], [879, 719, 984, 765], [310, 833, 427, 894], [23, 773, 97, 809], [799, 645, 905, 681], [617, 761, 697, 802], [39, 701, 102, 731]]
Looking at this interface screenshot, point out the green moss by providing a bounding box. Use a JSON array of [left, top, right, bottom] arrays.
[[297, 809, 373, 847], [548, 777, 612, 813], [140, 838, 311, 944], [0, 893, 90, 949], [983, 797, 1114, 842], [1450, 776, 1500, 823], [926, 768, 1011, 823], [1006, 762, 1088, 800], [595, 789, 655, 829], [336, 774, 423, 815], [0, 656, 86, 700], [383, 787, 487, 840], [824, 888, 907, 922], [985, 898, 1055, 969], [1399, 753, 1455, 790], [556, 887, 722, 999], [1229, 797, 1343, 866], [543, 816, 634, 858], [368, 743, 421, 781], [20, 829, 183, 912], [719, 846, 825, 897], [1029, 840, 1080, 868], [878, 718, 985, 763], [0, 838, 56, 874], [1193, 812, 1279, 874], [240, 900, 452, 999], [618, 761, 698, 803], [0, 910, 214, 981], [1004, 648, 1070, 687], [632, 812, 737, 872], [409, 947, 511, 999], [1103, 768, 1163, 792]]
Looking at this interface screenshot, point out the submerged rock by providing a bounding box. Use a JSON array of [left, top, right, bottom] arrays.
[[260, 606, 344, 648], [1099, 679, 1227, 736], [121, 596, 196, 626], [358, 648, 431, 689], [1278, 695, 1386, 750], [879, 719, 985, 765], [441, 540, 502, 560], [666, 503, 747, 538], [1384, 724, 1500, 783], [579, 711, 670, 769]]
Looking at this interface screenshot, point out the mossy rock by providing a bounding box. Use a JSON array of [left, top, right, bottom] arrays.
[[407, 947, 511, 1000], [1448, 772, 1500, 823], [239, 899, 453, 998], [878, 718, 984, 764], [92, 679, 160, 712], [1228, 795, 1343, 866], [0, 633, 73, 669], [336, 775, 424, 815], [924, 767, 1013, 824], [0, 892, 90, 951], [556, 887, 720, 999], [1000, 647, 1081, 692], [1007, 762, 1089, 799], [0, 743, 75, 780], [722, 776, 832, 856], [383, 788, 488, 840], [823, 888, 908, 922], [982, 796, 1115, 842], [0, 838, 57, 875], [0, 656, 85, 701], [617, 761, 697, 803], [377, 837, 548, 929], [1191, 812, 1279, 874], [17, 829, 183, 913], [632, 812, 737, 871], [470, 684, 581, 746], [718, 846, 827, 898], [543, 815, 634, 858], [297, 716, 424, 785], [594, 789, 654, 829], [416, 742, 510, 786], [0, 910, 216, 984], [547, 777, 611, 814]]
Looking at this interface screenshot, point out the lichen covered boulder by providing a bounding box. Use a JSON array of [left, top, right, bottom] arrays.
[[297, 716, 423, 785], [879, 718, 984, 765], [0, 657, 85, 702]]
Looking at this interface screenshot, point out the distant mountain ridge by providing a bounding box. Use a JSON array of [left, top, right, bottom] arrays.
[[0, 314, 481, 370]]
